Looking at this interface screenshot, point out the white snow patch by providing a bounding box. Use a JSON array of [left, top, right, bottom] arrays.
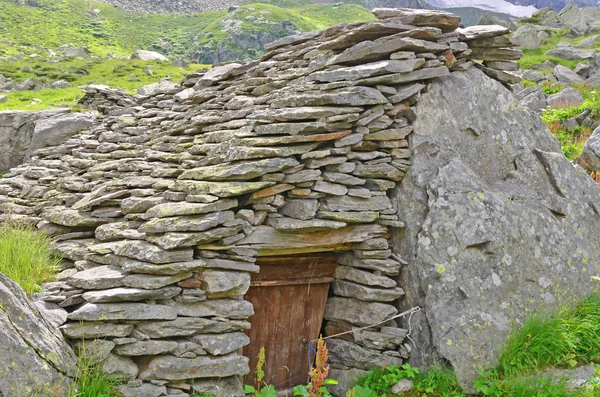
[[429, 0, 537, 17]]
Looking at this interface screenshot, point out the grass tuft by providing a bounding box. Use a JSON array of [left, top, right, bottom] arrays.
[[497, 293, 600, 378], [67, 351, 120, 397], [0, 223, 60, 296]]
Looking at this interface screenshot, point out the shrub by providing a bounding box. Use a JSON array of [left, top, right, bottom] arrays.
[[0, 224, 60, 295]]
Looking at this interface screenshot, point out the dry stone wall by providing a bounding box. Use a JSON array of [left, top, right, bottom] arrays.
[[0, 9, 519, 397]]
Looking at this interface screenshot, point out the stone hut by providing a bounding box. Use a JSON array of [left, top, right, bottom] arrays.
[[4, 8, 600, 397]]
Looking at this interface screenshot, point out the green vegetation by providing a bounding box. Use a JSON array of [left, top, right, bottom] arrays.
[[0, 58, 208, 111], [519, 30, 585, 71], [347, 294, 600, 396], [497, 294, 600, 377], [0, 0, 373, 60], [541, 85, 600, 159], [68, 355, 120, 397], [0, 224, 60, 296], [0, 0, 374, 110]]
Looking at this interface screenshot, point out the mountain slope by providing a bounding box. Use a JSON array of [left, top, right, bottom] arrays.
[[0, 0, 374, 63], [506, 0, 599, 11]]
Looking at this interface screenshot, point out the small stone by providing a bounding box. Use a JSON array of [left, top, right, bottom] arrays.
[[280, 199, 319, 220], [192, 332, 250, 355], [197, 270, 250, 298], [314, 180, 348, 196], [391, 379, 414, 394], [101, 354, 139, 381], [115, 340, 178, 356], [68, 266, 126, 290]]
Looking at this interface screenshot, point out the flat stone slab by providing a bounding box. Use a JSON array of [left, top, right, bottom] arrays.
[[308, 59, 425, 83], [89, 241, 193, 264], [136, 317, 250, 338], [330, 37, 448, 65], [178, 158, 299, 181], [68, 303, 178, 321], [68, 265, 126, 290], [457, 25, 510, 40], [325, 297, 398, 327], [139, 354, 249, 381], [171, 181, 275, 197], [373, 8, 461, 33], [82, 287, 182, 303], [60, 322, 134, 339]]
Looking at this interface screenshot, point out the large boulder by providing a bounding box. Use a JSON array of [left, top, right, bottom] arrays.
[[553, 64, 585, 84], [137, 80, 180, 96], [0, 109, 94, 171], [512, 24, 546, 50], [395, 68, 600, 391], [547, 87, 584, 108], [130, 50, 168, 62], [0, 272, 76, 396], [514, 85, 547, 113], [558, 4, 600, 34], [578, 126, 600, 172], [545, 46, 595, 60], [26, 112, 95, 159]]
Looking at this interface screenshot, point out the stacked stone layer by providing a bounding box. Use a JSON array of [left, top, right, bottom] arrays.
[[0, 8, 519, 397]]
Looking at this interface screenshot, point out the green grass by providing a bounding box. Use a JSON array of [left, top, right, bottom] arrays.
[[0, 0, 373, 61], [66, 351, 120, 397], [0, 0, 374, 110], [348, 294, 600, 397], [497, 294, 600, 378], [540, 85, 600, 160], [0, 224, 60, 296], [0, 58, 209, 111], [518, 29, 593, 71]]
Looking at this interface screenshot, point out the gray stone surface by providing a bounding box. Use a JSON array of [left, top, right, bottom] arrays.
[[324, 297, 398, 327], [138, 354, 249, 380], [130, 50, 168, 61], [0, 272, 76, 396], [0, 109, 94, 171], [328, 338, 403, 370], [68, 302, 178, 321], [515, 86, 547, 113], [579, 126, 600, 172], [553, 64, 586, 84], [547, 87, 584, 108], [545, 47, 595, 60], [397, 67, 600, 390]]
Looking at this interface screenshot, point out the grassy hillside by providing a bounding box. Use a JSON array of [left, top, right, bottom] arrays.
[[0, 0, 374, 110], [0, 0, 374, 60]]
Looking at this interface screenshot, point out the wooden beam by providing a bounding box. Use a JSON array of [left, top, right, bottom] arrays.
[[196, 224, 388, 255]]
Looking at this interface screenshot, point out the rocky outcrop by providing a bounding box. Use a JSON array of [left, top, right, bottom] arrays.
[[394, 66, 600, 391], [507, 0, 598, 12], [0, 272, 76, 396], [95, 0, 242, 13], [0, 109, 95, 172]]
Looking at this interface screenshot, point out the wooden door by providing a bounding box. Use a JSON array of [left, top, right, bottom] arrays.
[[243, 255, 337, 390]]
